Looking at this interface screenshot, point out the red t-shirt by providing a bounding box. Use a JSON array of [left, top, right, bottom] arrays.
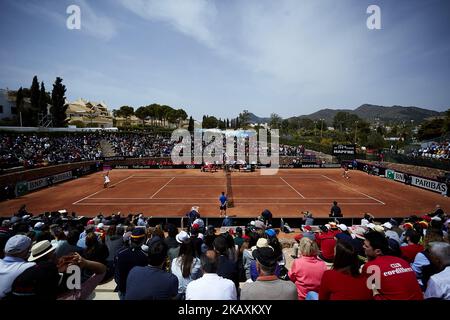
[[400, 244, 424, 263], [362, 255, 423, 300], [319, 269, 373, 300], [315, 232, 336, 260]]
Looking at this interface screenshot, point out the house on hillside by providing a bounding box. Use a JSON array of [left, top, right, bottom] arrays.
[[66, 98, 114, 128]]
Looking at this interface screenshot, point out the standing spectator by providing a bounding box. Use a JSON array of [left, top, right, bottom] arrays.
[[424, 242, 450, 300], [319, 240, 372, 300], [125, 239, 178, 300], [0, 235, 34, 299], [241, 246, 297, 300], [114, 228, 148, 299], [329, 201, 343, 218], [288, 238, 327, 300], [171, 239, 202, 299], [362, 231, 423, 300], [185, 250, 237, 300], [261, 209, 273, 227], [400, 230, 424, 263]]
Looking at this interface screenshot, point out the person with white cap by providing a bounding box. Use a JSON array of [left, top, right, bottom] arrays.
[[383, 222, 401, 244], [0, 235, 35, 299]]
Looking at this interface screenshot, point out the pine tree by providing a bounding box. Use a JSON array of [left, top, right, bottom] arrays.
[[39, 81, 47, 115], [30, 76, 40, 111], [50, 77, 68, 127], [28, 76, 40, 125], [226, 118, 230, 128], [188, 116, 194, 132]]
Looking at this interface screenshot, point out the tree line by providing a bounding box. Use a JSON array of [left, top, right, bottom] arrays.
[[113, 104, 188, 128], [14, 76, 67, 127]]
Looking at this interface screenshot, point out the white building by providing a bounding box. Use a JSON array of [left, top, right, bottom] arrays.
[[0, 89, 16, 120]]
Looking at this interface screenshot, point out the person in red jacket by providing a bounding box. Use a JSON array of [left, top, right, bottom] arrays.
[[362, 231, 423, 300], [315, 225, 336, 263], [400, 230, 424, 263], [319, 240, 372, 300]]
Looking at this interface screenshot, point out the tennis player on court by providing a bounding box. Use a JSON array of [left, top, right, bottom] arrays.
[[104, 171, 111, 188]]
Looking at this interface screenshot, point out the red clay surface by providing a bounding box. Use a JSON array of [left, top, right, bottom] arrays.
[[0, 169, 448, 218]]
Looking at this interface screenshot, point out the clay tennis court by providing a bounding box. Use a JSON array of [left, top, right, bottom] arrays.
[[0, 169, 448, 218]]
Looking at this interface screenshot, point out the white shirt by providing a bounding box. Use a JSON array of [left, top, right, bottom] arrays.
[[424, 266, 450, 300], [0, 256, 36, 298], [185, 273, 237, 300], [104, 176, 110, 183]]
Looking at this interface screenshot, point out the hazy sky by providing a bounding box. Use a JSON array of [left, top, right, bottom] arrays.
[[1, 0, 449, 120]]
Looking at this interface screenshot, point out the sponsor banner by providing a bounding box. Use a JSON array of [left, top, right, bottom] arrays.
[[112, 164, 202, 169], [103, 156, 126, 161], [27, 171, 73, 191], [15, 181, 28, 197], [411, 176, 448, 194], [332, 144, 356, 155], [385, 169, 395, 179], [27, 177, 48, 191], [322, 163, 342, 168], [394, 172, 405, 183], [52, 171, 73, 183]]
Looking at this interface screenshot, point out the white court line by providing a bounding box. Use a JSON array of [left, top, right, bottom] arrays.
[[82, 197, 371, 200], [279, 177, 305, 198], [149, 177, 176, 199], [74, 202, 384, 206], [321, 175, 386, 205], [72, 175, 135, 205]]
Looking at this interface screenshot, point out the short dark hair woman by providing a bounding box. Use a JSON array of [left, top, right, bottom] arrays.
[[319, 240, 373, 300]]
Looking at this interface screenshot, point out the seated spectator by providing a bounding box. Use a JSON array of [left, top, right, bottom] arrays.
[[213, 235, 239, 290], [0, 235, 35, 299], [401, 230, 424, 263], [383, 222, 401, 244], [302, 211, 314, 226], [114, 227, 148, 299], [362, 231, 423, 300], [241, 246, 297, 300], [412, 229, 444, 290], [288, 238, 327, 300], [55, 229, 83, 259], [164, 224, 179, 250], [315, 225, 336, 263], [424, 242, 450, 300], [171, 239, 202, 299], [319, 240, 372, 300], [185, 250, 237, 300], [125, 238, 178, 300]]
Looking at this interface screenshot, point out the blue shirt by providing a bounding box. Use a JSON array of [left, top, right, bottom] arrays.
[[125, 265, 178, 300], [219, 195, 228, 205]]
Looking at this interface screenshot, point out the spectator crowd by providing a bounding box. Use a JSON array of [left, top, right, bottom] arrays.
[[0, 204, 449, 300], [0, 134, 102, 170]]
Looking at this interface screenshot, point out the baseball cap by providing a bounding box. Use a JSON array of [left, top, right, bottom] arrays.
[[338, 224, 348, 232], [252, 247, 277, 268], [5, 235, 32, 255], [265, 229, 276, 237]]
